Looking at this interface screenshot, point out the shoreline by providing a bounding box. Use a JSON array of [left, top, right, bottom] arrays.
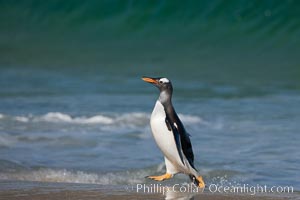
[[0, 181, 298, 200]]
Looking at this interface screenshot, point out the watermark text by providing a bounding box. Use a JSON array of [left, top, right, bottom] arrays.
[[125, 183, 294, 196]]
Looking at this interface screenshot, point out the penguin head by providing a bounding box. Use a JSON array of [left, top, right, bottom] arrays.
[[142, 76, 173, 102]]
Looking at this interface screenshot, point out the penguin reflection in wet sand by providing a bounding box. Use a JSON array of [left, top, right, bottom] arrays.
[[142, 76, 205, 188]]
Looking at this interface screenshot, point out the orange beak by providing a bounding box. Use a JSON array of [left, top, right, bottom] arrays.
[[142, 76, 158, 84]]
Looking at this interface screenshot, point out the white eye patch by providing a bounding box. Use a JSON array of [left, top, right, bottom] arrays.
[[159, 78, 170, 83]]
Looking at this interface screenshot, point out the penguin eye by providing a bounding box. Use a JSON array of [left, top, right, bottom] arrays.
[[159, 80, 163, 84]]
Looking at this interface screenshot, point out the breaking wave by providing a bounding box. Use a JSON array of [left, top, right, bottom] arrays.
[[0, 160, 162, 185], [0, 112, 209, 149], [0, 160, 241, 186], [37, 112, 114, 124], [0, 112, 204, 126]]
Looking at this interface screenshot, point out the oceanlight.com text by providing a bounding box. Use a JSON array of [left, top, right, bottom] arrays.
[[127, 183, 294, 195], [208, 184, 293, 195]]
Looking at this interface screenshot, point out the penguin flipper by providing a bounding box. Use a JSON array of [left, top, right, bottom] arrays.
[[165, 111, 196, 169], [165, 116, 185, 166]]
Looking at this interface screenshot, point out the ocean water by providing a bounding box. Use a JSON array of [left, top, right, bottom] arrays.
[[0, 0, 300, 192]]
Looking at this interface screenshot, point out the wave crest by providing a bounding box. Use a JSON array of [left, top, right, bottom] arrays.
[[0, 112, 204, 126], [37, 112, 114, 124], [0, 168, 152, 185], [0, 165, 242, 186]]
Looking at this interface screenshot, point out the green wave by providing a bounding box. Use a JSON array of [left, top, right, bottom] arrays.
[[0, 0, 299, 85]]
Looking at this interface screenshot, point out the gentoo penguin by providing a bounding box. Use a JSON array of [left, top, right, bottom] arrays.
[[142, 76, 205, 188]]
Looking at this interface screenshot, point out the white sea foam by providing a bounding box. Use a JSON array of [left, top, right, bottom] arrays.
[[1, 112, 204, 126], [38, 112, 73, 123], [35, 112, 114, 124], [0, 168, 149, 185], [14, 116, 29, 122], [76, 115, 114, 124], [0, 165, 240, 186]]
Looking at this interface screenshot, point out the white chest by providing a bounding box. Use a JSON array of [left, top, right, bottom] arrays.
[[150, 101, 179, 160]]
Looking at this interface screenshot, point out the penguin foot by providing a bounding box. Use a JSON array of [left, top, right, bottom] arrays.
[[146, 173, 172, 181], [189, 175, 205, 188], [196, 176, 205, 188]]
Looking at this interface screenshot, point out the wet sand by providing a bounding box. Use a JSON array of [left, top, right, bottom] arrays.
[[0, 181, 298, 200], [1, 190, 295, 200], [1, 189, 296, 200]]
